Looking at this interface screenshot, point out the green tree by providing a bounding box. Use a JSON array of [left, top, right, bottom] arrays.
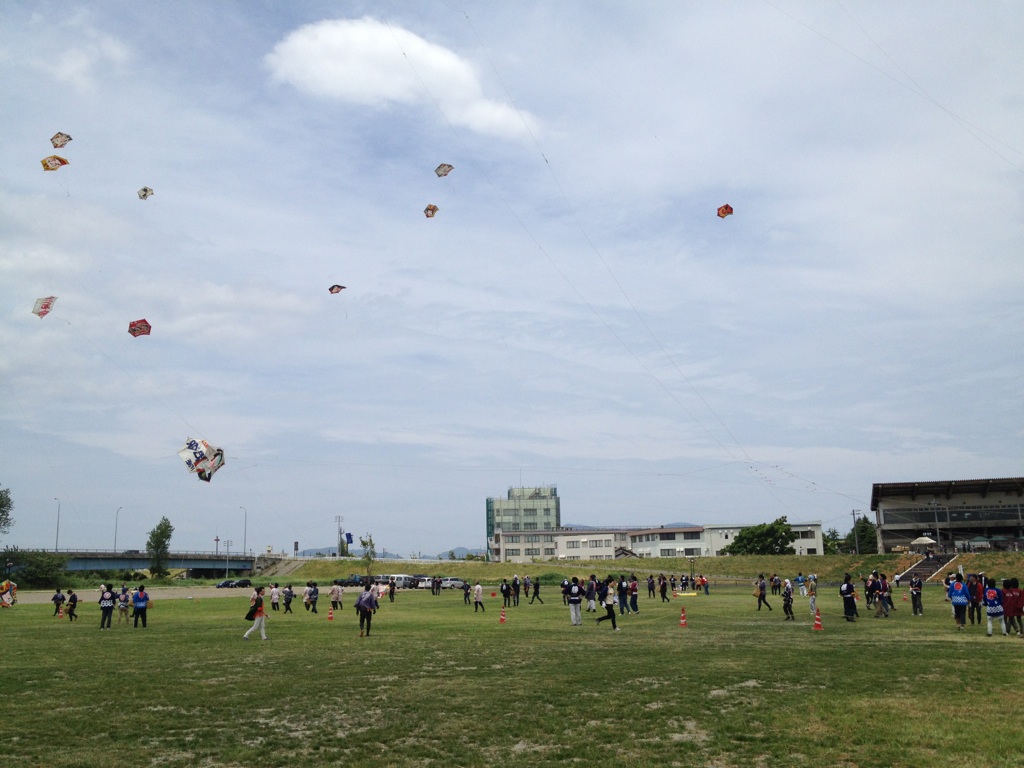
[[146, 516, 174, 578], [359, 534, 376, 579], [844, 515, 879, 554], [448, 549, 456, 560], [0, 486, 13, 537], [823, 527, 843, 555], [721, 516, 797, 556], [3, 546, 67, 588]]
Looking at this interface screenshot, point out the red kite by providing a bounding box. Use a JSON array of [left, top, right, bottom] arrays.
[[328, 285, 346, 294], [717, 204, 733, 219], [424, 204, 439, 218], [50, 132, 72, 148], [41, 155, 69, 171], [128, 319, 152, 337], [434, 163, 454, 177]]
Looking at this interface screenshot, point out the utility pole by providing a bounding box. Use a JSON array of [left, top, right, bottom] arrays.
[[851, 510, 861, 555]]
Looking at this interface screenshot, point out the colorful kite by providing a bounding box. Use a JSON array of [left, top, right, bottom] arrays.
[[717, 204, 734, 219], [434, 163, 454, 177], [41, 155, 69, 171], [424, 204, 439, 218], [0, 579, 16, 607], [179, 438, 226, 483], [137, 187, 154, 200], [328, 285, 346, 294], [32, 296, 57, 318], [50, 132, 72, 149], [128, 319, 152, 337]]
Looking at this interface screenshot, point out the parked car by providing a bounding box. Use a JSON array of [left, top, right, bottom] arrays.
[[440, 577, 467, 590], [233, 579, 252, 589], [215, 580, 236, 588], [416, 577, 432, 590]]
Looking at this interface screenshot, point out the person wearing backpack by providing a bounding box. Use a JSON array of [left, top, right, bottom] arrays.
[[356, 583, 379, 637], [243, 586, 268, 641]]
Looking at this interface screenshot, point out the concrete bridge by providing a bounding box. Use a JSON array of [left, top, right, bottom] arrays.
[[16, 549, 266, 577]]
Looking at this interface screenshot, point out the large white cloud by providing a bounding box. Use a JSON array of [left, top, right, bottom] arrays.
[[265, 16, 537, 140]]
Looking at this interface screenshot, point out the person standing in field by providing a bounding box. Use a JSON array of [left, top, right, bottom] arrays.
[[473, 581, 485, 612], [983, 578, 1006, 637], [647, 575, 656, 599], [629, 574, 640, 614], [586, 575, 597, 612], [133, 585, 149, 628], [874, 574, 890, 618], [946, 574, 970, 631], [66, 589, 79, 621], [756, 575, 772, 612], [840, 574, 857, 622], [1004, 578, 1022, 636], [659, 574, 670, 603], [595, 576, 618, 631], [302, 582, 312, 611], [116, 590, 130, 624], [530, 577, 543, 604], [98, 584, 115, 630], [617, 575, 631, 616], [966, 574, 983, 626], [564, 576, 584, 626], [308, 582, 319, 613], [462, 580, 471, 605], [282, 584, 295, 613], [807, 577, 817, 616], [243, 586, 268, 641], [909, 575, 923, 616], [782, 579, 794, 621], [512, 575, 521, 607], [329, 581, 342, 611], [500, 579, 512, 608], [270, 583, 281, 611], [523, 575, 531, 598], [51, 588, 65, 616], [356, 582, 379, 637], [388, 578, 396, 603]]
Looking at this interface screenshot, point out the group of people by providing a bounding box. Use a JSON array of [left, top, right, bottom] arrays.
[[943, 572, 1023, 636], [244, 580, 383, 640], [51, 584, 150, 628], [755, 573, 819, 619]]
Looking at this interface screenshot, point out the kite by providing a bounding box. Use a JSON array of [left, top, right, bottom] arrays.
[[717, 204, 734, 219], [0, 579, 16, 607], [328, 285, 346, 294], [434, 163, 454, 177], [41, 155, 69, 171], [137, 187, 154, 200], [424, 204, 439, 218], [50, 132, 72, 149], [32, 296, 57, 318], [128, 319, 152, 337], [179, 438, 226, 483]]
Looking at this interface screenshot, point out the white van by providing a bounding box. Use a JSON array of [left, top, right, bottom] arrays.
[[388, 574, 416, 589]]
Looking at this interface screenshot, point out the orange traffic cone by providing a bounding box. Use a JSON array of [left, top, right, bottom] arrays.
[[679, 606, 688, 627], [903, 591, 908, 602], [499, 607, 506, 624], [328, 608, 334, 621], [813, 609, 824, 631], [58, 605, 64, 619]]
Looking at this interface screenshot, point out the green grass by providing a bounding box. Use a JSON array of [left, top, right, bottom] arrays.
[[4, 582, 1021, 767]]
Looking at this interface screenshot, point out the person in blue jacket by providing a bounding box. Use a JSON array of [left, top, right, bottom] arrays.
[[982, 577, 1005, 637], [946, 574, 970, 631], [133, 584, 149, 628]]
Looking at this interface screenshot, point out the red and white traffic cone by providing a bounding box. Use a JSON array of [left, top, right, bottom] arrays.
[[679, 606, 688, 627], [499, 607, 506, 624], [813, 609, 824, 631], [328, 608, 334, 621], [903, 591, 908, 602], [58, 605, 64, 619]]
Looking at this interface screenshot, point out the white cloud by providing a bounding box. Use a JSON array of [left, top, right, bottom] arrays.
[[265, 16, 538, 140]]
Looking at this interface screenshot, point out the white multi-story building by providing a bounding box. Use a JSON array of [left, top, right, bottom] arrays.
[[485, 489, 825, 563]]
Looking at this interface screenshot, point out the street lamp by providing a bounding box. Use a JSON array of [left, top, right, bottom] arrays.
[[214, 536, 220, 556], [224, 539, 233, 579], [114, 506, 123, 552], [239, 506, 247, 557], [54, 498, 60, 552], [851, 510, 861, 555]]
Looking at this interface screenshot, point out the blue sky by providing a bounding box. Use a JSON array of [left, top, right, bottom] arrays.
[[1, 2, 1022, 558]]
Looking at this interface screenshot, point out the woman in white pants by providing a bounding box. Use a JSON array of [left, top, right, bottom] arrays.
[[243, 586, 268, 641]]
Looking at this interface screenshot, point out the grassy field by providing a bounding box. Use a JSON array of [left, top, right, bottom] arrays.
[[3, 568, 1022, 768]]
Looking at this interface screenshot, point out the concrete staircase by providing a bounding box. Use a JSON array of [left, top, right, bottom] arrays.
[[898, 554, 957, 583]]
